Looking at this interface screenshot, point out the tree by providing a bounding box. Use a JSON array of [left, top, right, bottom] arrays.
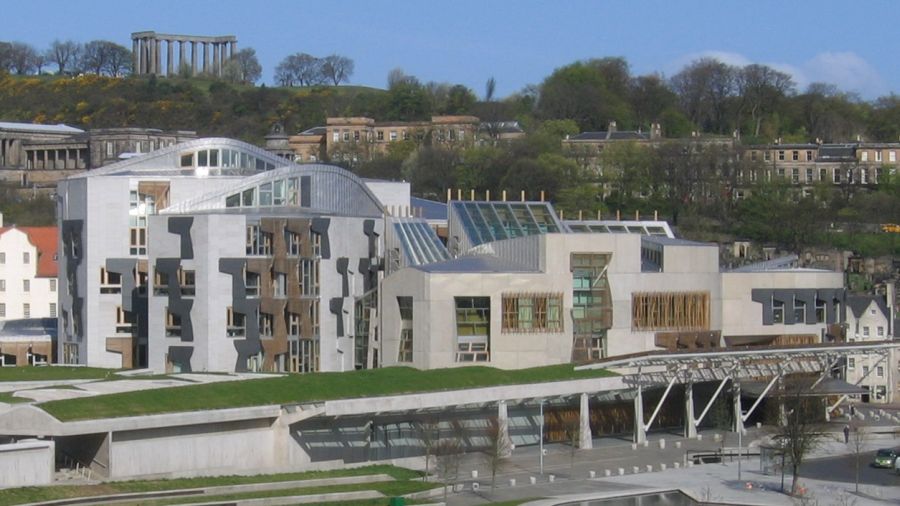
[[434, 420, 466, 502], [79, 40, 131, 76], [387, 67, 417, 89], [485, 76, 496, 102], [736, 64, 795, 137], [320, 54, 353, 85], [537, 59, 633, 131], [274, 53, 323, 87], [47, 40, 80, 75], [483, 416, 511, 491], [848, 421, 868, 494], [416, 418, 440, 482], [103, 43, 132, 77], [629, 73, 678, 127], [768, 377, 827, 496], [670, 58, 737, 134], [6, 42, 38, 75], [223, 48, 261, 84]]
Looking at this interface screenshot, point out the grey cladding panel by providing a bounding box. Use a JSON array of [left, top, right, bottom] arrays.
[[167, 346, 193, 373], [311, 218, 331, 259], [167, 217, 194, 259], [301, 176, 311, 207], [62, 220, 84, 344], [330, 298, 344, 337], [156, 258, 194, 342], [219, 258, 261, 372]]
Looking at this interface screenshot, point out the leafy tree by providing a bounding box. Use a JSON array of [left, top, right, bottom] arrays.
[[224, 47, 261, 84], [443, 84, 476, 114], [79, 40, 131, 77], [5, 42, 38, 75], [386, 79, 432, 121], [46, 40, 81, 75], [320, 54, 354, 85], [537, 59, 633, 131], [736, 64, 795, 137], [629, 73, 678, 127], [274, 53, 323, 87], [670, 58, 737, 134], [868, 94, 900, 141]]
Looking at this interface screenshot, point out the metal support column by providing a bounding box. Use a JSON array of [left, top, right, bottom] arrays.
[[498, 400, 512, 457], [634, 381, 646, 445], [733, 381, 745, 434], [684, 380, 697, 439]]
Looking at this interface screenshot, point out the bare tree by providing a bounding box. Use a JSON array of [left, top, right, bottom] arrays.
[[736, 64, 795, 137], [670, 58, 737, 134], [769, 377, 827, 496], [80, 40, 131, 76], [849, 422, 868, 494], [274, 53, 323, 87], [485, 76, 496, 102], [483, 416, 512, 491], [416, 417, 440, 481], [320, 54, 354, 85], [103, 43, 132, 77], [47, 40, 81, 75], [435, 436, 463, 502], [6, 42, 38, 75]]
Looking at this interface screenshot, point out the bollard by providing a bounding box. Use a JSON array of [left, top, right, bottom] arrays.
[[675, 441, 682, 449], [756, 422, 762, 429], [454, 483, 464, 492], [509, 478, 516, 487], [471, 482, 480, 492], [604, 469, 612, 477], [673, 462, 680, 469], [643, 441, 649, 448], [548, 474, 555, 483], [589, 470, 596, 478], [471, 470, 478, 479], [687, 461, 695, 468], [529, 476, 537, 485], [646, 464, 653, 473], [696, 434, 703, 441], [631, 443, 638, 450], [618, 468, 625, 476], [659, 439, 666, 450], [660, 463, 667, 471], [632, 466, 640, 474], [713, 434, 722, 443]]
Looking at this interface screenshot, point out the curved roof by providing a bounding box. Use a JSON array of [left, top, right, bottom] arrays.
[[70, 138, 290, 178], [162, 163, 385, 218]]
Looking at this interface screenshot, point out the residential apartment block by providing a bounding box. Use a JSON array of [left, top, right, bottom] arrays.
[[0, 220, 58, 322], [843, 292, 896, 403]]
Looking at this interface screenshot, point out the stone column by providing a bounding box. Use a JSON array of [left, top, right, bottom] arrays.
[[166, 40, 174, 76], [179, 41, 186, 75], [230, 41, 237, 59], [219, 43, 226, 75], [190, 41, 197, 75], [579, 393, 593, 450], [132, 38, 139, 74], [155, 39, 161, 75], [203, 42, 210, 74], [142, 38, 150, 74], [684, 381, 697, 439]]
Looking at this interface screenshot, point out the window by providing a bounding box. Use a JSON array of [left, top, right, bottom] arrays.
[[0, 303, 4, 317], [100, 267, 122, 294], [180, 153, 193, 167], [861, 151, 868, 162], [389, 130, 397, 141], [274, 271, 287, 297], [285, 231, 301, 256], [819, 168, 827, 181], [862, 326, 870, 337], [332, 131, 340, 142], [875, 151, 882, 162], [764, 151, 771, 161], [288, 312, 301, 337], [310, 231, 322, 257], [129, 227, 147, 255], [299, 259, 319, 296], [890, 151, 896, 162], [0, 252, 4, 264], [793, 299, 805, 323], [309, 299, 319, 337], [343, 131, 350, 142], [777, 167, 785, 178], [773, 300, 784, 324], [792, 151, 799, 161], [501, 293, 563, 333], [860, 168, 868, 184], [244, 269, 260, 297], [23, 303, 30, 318], [154, 269, 170, 296], [833, 169, 841, 184], [455, 297, 490, 362], [376, 130, 384, 141], [226, 307, 246, 337], [246, 225, 272, 255], [778, 150, 785, 161], [877, 326, 884, 337], [815, 299, 826, 323], [179, 269, 195, 296], [791, 168, 799, 184], [165, 309, 181, 337], [106, 141, 114, 157], [50, 279, 56, 292], [862, 365, 869, 376], [876, 366, 884, 377], [806, 168, 813, 183], [353, 130, 360, 141], [847, 357, 855, 369], [115, 306, 135, 334], [632, 292, 710, 331], [806, 150, 813, 161], [0, 280, 4, 292], [23, 252, 30, 264], [258, 311, 273, 337], [398, 296, 413, 362], [23, 280, 29, 292]]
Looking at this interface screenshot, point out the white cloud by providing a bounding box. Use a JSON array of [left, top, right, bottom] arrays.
[[668, 50, 888, 98]]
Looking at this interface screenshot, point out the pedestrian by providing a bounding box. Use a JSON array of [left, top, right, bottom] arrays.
[[849, 404, 855, 416], [843, 424, 850, 443]]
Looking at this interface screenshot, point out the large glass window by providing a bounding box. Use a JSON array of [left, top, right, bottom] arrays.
[[455, 297, 490, 362], [398, 296, 413, 362], [501, 293, 563, 333]]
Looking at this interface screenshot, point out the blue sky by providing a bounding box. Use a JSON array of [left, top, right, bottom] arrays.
[[5, 0, 897, 99]]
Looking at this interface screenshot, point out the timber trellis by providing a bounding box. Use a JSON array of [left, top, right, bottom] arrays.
[[631, 291, 710, 331]]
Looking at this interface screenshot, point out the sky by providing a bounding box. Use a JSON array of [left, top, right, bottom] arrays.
[[4, 0, 898, 100]]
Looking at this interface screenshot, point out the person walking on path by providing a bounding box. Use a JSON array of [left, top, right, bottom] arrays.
[[843, 424, 850, 443]]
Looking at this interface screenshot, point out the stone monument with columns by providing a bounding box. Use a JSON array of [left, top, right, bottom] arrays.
[[131, 31, 237, 78]]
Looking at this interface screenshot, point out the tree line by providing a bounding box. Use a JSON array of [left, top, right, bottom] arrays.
[[0, 40, 131, 77]]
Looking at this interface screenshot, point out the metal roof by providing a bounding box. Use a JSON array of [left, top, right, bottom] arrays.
[[565, 220, 674, 237], [0, 122, 83, 134], [450, 201, 565, 247], [413, 254, 537, 273], [410, 197, 448, 221], [391, 218, 450, 266]]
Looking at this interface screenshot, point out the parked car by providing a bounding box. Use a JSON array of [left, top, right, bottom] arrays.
[[872, 448, 897, 468]]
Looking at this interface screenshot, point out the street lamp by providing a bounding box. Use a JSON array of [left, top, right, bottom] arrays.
[[539, 399, 545, 475]]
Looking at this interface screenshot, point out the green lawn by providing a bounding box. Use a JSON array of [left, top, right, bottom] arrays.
[[0, 465, 422, 505], [0, 392, 34, 403], [0, 366, 117, 382], [42, 364, 614, 421]]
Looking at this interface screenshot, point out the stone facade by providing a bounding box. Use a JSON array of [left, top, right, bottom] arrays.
[[131, 31, 237, 78]]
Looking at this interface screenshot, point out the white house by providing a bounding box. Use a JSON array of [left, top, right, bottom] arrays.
[[0, 219, 58, 323]]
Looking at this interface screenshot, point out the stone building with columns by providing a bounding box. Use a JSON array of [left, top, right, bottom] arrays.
[[0, 122, 195, 189], [131, 31, 237, 78]]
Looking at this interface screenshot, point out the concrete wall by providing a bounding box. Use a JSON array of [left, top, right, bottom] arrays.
[[109, 418, 277, 478], [0, 440, 54, 487]]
